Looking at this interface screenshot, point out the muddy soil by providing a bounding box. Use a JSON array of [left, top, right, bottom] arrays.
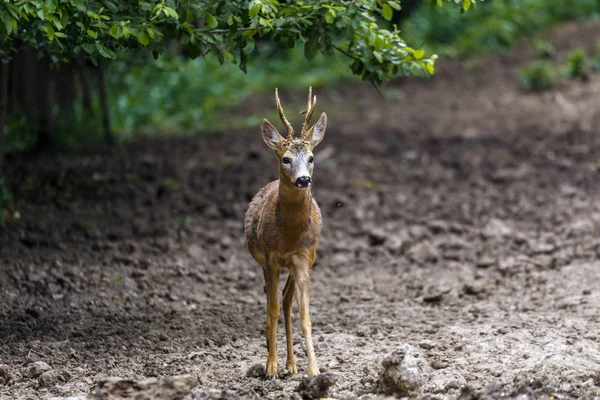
[[2, 21, 600, 400]]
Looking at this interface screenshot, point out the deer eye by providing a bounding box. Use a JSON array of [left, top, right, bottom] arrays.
[[282, 157, 292, 165], [308, 156, 314, 163]]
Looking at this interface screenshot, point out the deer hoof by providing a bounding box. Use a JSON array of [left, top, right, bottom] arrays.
[[286, 363, 298, 374]]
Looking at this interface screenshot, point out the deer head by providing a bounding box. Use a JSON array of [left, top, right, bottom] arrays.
[[261, 87, 327, 189]]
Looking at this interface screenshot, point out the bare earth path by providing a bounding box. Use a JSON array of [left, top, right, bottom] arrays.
[[1, 21, 600, 400]]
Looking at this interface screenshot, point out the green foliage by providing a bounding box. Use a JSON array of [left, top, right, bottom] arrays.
[[106, 45, 355, 137], [518, 60, 556, 91], [534, 40, 555, 59], [561, 48, 588, 79], [403, 0, 600, 58], [0, 0, 480, 84], [3, 43, 355, 148], [593, 40, 600, 71]]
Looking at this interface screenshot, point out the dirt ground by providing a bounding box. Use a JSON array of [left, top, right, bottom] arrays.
[[2, 21, 600, 400]]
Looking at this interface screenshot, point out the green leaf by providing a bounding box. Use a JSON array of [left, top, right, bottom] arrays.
[[249, 3, 261, 18], [54, 31, 67, 38], [373, 50, 383, 63], [163, 7, 179, 20], [137, 30, 150, 45], [463, 0, 471, 11], [206, 15, 218, 29], [109, 24, 121, 38], [414, 49, 425, 60], [425, 62, 435, 75], [81, 42, 95, 54], [45, 24, 55, 40], [382, 4, 393, 21], [86, 29, 97, 39], [147, 28, 155, 39], [72, 0, 86, 12], [325, 9, 336, 24], [122, 26, 130, 39], [104, 1, 117, 12], [96, 44, 116, 59]]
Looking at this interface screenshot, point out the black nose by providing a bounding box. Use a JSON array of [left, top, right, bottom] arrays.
[[295, 176, 311, 188]]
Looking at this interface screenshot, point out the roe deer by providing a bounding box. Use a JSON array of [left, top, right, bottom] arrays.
[[245, 87, 327, 379]]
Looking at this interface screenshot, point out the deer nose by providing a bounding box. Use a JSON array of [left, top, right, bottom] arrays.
[[295, 176, 311, 188]]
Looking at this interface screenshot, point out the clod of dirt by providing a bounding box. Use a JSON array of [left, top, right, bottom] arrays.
[[95, 374, 198, 400], [385, 235, 405, 254], [423, 369, 467, 394], [379, 344, 431, 396], [24, 361, 52, 378], [189, 389, 260, 399], [482, 218, 512, 238], [476, 257, 496, 269], [408, 241, 439, 264], [39, 369, 70, 387], [245, 363, 266, 378], [295, 373, 337, 399], [419, 340, 437, 350], [0, 363, 19, 384]]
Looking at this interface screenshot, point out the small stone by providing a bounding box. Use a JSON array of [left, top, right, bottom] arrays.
[[462, 282, 485, 296], [188, 244, 203, 259], [419, 340, 437, 350], [476, 257, 495, 269], [385, 235, 404, 253], [330, 252, 351, 267], [367, 228, 387, 246], [24, 361, 52, 378], [39, 369, 69, 387], [483, 218, 512, 238], [409, 241, 439, 264], [220, 236, 233, 249]]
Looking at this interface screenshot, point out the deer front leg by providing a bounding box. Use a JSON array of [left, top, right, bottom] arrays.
[[291, 256, 320, 376], [282, 274, 297, 374], [264, 265, 281, 380]]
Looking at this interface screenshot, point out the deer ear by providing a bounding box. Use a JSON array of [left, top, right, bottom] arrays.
[[261, 119, 284, 150], [306, 113, 327, 148]]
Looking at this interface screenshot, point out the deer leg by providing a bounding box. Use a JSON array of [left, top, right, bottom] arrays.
[[282, 273, 297, 374], [292, 257, 319, 376], [264, 265, 281, 380], [263, 268, 270, 351]]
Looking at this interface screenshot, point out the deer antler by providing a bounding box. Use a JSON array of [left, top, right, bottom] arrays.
[[300, 86, 317, 137], [275, 88, 295, 138]]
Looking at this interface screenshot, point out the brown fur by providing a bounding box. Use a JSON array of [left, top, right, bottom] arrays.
[[244, 88, 327, 379]]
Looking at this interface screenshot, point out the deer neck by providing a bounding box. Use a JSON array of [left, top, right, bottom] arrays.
[[277, 178, 312, 228]]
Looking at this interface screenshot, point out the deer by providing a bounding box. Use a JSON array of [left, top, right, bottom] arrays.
[[245, 87, 327, 380]]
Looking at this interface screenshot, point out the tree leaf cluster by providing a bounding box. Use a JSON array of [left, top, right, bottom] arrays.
[[0, 0, 477, 83]]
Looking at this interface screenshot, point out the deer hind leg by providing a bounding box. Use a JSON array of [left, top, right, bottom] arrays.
[[282, 274, 297, 374], [263, 268, 270, 351], [291, 256, 320, 376], [264, 265, 281, 380]]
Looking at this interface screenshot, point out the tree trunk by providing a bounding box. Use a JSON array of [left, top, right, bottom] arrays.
[[0, 62, 9, 172], [98, 60, 113, 144], [77, 58, 94, 116]]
